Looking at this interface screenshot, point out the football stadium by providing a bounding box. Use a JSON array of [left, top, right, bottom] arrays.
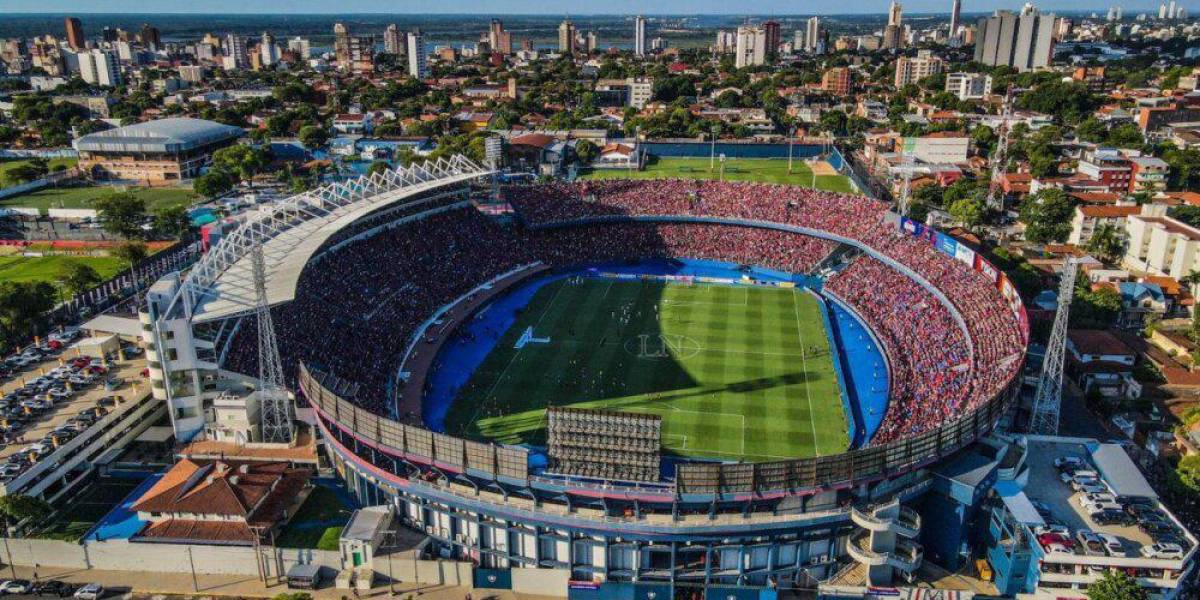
[[144, 155, 1029, 592]]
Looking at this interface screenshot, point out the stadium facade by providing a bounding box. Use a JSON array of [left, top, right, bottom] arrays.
[[141, 157, 1193, 598]]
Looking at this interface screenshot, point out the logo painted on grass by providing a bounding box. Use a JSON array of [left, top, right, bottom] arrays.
[[626, 333, 701, 360]]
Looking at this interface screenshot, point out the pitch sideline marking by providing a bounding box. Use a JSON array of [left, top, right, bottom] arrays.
[[470, 280, 571, 427], [793, 291, 821, 457]]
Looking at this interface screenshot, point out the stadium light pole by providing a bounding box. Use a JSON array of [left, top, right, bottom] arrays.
[[788, 127, 795, 174], [710, 125, 720, 172]]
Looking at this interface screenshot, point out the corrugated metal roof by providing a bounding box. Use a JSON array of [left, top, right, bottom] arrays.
[[74, 117, 242, 154], [1091, 443, 1158, 499]]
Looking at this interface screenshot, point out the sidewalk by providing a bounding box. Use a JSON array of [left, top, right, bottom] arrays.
[[0, 565, 550, 600]]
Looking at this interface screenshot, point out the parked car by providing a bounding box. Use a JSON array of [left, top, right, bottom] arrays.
[[1092, 509, 1133, 526], [1076, 530, 1106, 556], [1055, 456, 1085, 470], [1037, 532, 1075, 550], [1098, 533, 1125, 556], [33, 580, 75, 597], [1142, 543, 1185, 559], [1078, 492, 1117, 508], [0, 579, 32, 594], [73, 583, 104, 600]]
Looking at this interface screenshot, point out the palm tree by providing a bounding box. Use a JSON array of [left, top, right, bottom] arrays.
[[1180, 270, 1200, 341], [1084, 224, 1126, 264]]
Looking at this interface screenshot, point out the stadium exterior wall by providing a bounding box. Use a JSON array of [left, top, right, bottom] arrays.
[[285, 211, 1026, 587]]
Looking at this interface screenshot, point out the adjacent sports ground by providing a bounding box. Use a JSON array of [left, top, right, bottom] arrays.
[[0, 185, 196, 212], [445, 278, 848, 462], [580, 157, 857, 195]]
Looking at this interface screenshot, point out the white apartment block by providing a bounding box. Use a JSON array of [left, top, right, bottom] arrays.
[[1067, 204, 1140, 245], [1124, 204, 1200, 286], [945, 72, 993, 100]]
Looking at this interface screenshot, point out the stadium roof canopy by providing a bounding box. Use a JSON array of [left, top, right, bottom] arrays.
[[171, 155, 491, 324], [73, 117, 243, 154]]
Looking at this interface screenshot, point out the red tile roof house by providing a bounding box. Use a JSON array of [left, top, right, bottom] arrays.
[[130, 459, 312, 545]]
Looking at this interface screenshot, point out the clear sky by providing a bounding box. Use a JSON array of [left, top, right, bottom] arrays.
[[1, 0, 1188, 14]]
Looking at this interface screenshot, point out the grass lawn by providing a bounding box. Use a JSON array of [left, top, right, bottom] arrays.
[[276, 486, 354, 550], [0, 255, 126, 287], [446, 278, 848, 461], [0, 185, 197, 213], [580, 157, 857, 194], [0, 157, 78, 188]]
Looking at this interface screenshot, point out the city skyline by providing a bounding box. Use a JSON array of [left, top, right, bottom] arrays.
[[4, 0, 1196, 14]]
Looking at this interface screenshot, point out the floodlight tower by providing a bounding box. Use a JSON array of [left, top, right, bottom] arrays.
[[253, 244, 294, 444], [985, 89, 1015, 212], [1029, 258, 1078, 436]]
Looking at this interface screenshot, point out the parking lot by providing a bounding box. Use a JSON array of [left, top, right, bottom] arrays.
[[1023, 439, 1189, 558], [0, 334, 145, 483]]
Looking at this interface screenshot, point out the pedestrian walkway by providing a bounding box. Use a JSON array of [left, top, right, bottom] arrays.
[[0, 565, 555, 600]]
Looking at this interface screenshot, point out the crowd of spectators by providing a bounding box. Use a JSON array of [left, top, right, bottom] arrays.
[[825, 258, 972, 444], [525, 222, 836, 275], [507, 179, 1025, 443], [223, 208, 534, 417], [224, 178, 1025, 451]]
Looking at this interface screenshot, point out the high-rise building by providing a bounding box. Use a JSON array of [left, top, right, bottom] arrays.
[[64, 17, 85, 51], [332, 24, 375, 73], [406, 29, 428, 78], [949, 0, 962, 38], [586, 31, 598, 54], [77, 49, 120, 87], [894, 50, 944, 87], [889, 1, 903, 27], [634, 15, 647, 57], [178, 65, 204, 83], [973, 7, 1056, 72], [1168, 0, 1178, 18], [288, 37, 310, 60], [139, 24, 161, 50], [384, 24, 403, 55], [224, 34, 249, 69], [715, 30, 736, 53], [558, 19, 577, 55], [882, 1, 904, 50], [762, 20, 781, 55], [259, 32, 278, 67], [489, 19, 512, 55], [734, 26, 767, 68], [821, 67, 852, 95], [806, 17, 822, 53]]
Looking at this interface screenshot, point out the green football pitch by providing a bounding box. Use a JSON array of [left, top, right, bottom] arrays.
[[444, 278, 849, 462]]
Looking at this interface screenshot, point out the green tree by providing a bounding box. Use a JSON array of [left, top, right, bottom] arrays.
[[154, 205, 191, 239], [1019, 188, 1074, 244], [1085, 224, 1126, 263], [1181, 270, 1200, 340], [211, 144, 268, 183], [193, 170, 233, 198], [949, 196, 986, 231], [92, 193, 147, 239], [2, 160, 48, 186], [1072, 281, 1123, 328], [575, 139, 598, 164], [1075, 117, 1107, 143], [298, 125, 329, 149], [0, 282, 56, 352], [112, 241, 149, 272], [56, 260, 102, 298], [1087, 571, 1148, 600], [0, 494, 52, 524], [366, 160, 391, 177], [1105, 123, 1144, 148]]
